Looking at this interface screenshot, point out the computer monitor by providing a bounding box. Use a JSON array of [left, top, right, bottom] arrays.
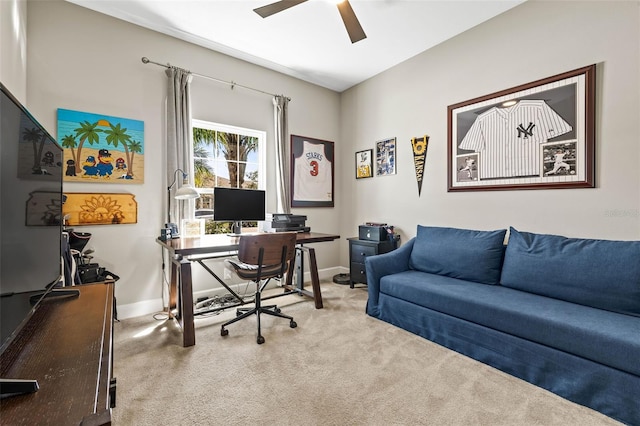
[[213, 187, 265, 235]]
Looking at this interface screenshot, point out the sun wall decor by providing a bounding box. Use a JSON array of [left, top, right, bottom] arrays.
[[58, 109, 144, 183], [63, 192, 137, 226]]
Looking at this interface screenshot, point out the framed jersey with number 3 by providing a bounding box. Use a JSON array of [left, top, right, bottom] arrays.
[[291, 135, 335, 207], [447, 64, 596, 192]]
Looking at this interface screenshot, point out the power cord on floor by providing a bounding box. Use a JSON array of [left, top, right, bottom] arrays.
[[194, 293, 241, 317]]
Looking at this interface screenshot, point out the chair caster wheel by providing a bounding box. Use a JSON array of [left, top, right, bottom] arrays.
[[221, 328, 229, 337], [257, 336, 265, 344], [290, 321, 297, 328]]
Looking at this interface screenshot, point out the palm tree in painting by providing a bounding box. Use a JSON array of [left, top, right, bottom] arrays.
[[104, 122, 134, 178], [61, 135, 78, 176], [22, 127, 46, 173], [61, 134, 78, 157], [74, 121, 103, 174], [126, 139, 143, 179]]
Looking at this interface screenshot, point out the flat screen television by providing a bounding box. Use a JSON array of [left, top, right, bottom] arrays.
[[0, 83, 64, 380], [213, 187, 265, 235]]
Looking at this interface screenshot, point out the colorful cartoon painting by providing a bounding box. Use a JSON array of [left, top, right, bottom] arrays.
[[58, 108, 144, 183]]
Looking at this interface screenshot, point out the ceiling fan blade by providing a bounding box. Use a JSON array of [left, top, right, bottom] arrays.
[[254, 0, 308, 18], [336, 0, 366, 43]]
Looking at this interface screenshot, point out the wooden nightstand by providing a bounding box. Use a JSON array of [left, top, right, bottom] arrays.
[[348, 237, 397, 288]]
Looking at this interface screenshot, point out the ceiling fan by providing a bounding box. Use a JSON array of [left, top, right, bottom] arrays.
[[254, 0, 367, 44]]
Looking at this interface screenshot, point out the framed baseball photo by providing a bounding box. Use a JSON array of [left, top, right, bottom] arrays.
[[355, 149, 373, 179], [376, 137, 397, 176], [290, 135, 334, 207], [447, 64, 596, 192]]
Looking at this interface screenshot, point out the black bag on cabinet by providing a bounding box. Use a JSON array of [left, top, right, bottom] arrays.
[[78, 264, 120, 284]]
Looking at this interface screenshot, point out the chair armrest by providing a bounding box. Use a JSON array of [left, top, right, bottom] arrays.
[[365, 238, 415, 317]]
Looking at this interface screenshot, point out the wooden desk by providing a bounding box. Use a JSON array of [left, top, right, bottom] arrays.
[[0, 283, 115, 425], [156, 232, 339, 347]]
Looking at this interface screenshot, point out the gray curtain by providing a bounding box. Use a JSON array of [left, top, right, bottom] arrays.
[[273, 95, 291, 214], [166, 67, 195, 225]]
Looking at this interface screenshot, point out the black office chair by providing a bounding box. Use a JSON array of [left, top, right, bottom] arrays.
[[220, 232, 298, 344]]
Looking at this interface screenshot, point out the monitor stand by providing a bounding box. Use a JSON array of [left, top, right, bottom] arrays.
[[227, 221, 242, 237]]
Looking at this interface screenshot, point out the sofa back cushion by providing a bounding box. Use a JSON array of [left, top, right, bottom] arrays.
[[409, 226, 507, 285], [501, 227, 640, 316]]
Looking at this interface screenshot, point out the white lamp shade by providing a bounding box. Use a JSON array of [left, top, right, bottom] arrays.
[[174, 184, 200, 200]]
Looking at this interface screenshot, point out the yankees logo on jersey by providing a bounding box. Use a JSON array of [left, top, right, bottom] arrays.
[[294, 141, 333, 202], [459, 100, 572, 179]]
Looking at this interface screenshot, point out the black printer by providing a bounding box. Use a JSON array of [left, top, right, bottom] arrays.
[[264, 213, 310, 233]]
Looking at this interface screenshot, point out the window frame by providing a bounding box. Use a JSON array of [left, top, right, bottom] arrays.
[[191, 119, 267, 232]]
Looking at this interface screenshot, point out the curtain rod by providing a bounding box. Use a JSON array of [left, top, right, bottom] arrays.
[[141, 57, 290, 101]]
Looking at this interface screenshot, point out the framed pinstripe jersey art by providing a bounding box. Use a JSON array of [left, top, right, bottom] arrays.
[[448, 64, 596, 192], [291, 135, 335, 207]]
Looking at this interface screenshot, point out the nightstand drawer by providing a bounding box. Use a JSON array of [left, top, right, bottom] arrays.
[[350, 244, 377, 263], [350, 262, 367, 282], [348, 237, 398, 287]]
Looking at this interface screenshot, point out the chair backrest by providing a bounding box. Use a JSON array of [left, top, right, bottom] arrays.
[[237, 232, 297, 275]]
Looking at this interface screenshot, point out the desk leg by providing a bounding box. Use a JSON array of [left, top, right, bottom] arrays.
[[178, 258, 195, 347], [294, 246, 323, 309], [169, 262, 178, 316], [306, 248, 323, 309]]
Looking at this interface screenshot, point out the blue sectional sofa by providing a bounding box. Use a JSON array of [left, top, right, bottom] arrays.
[[366, 225, 640, 425]]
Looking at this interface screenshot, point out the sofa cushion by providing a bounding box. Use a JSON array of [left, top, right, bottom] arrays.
[[379, 270, 640, 377], [408, 225, 506, 285], [501, 227, 640, 316]]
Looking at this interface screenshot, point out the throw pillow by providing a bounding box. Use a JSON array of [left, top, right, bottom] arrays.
[[500, 227, 640, 316], [408, 225, 507, 285]]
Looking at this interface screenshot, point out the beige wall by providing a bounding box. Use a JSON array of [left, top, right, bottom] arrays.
[[1, 0, 27, 102], [24, 0, 341, 317], [339, 0, 640, 261]]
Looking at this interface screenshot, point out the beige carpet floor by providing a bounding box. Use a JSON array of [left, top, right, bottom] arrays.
[[112, 282, 620, 425]]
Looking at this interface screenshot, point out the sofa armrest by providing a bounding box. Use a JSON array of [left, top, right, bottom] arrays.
[[365, 238, 415, 317]]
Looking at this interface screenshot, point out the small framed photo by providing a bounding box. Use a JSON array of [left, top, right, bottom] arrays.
[[355, 149, 373, 179], [181, 219, 204, 237], [376, 137, 396, 176], [448, 64, 595, 191]]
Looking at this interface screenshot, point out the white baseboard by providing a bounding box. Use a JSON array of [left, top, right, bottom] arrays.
[[117, 266, 346, 320]]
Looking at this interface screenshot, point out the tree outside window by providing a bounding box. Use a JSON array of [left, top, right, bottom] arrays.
[[192, 120, 264, 234]]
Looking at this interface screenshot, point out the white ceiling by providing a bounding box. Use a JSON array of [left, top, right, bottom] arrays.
[[67, 0, 526, 92]]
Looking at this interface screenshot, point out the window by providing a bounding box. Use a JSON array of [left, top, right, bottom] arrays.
[[192, 119, 266, 234]]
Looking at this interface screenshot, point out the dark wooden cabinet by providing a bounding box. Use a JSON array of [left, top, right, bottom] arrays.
[[0, 282, 116, 425], [348, 237, 396, 288]]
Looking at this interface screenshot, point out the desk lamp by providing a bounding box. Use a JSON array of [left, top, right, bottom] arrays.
[[165, 168, 199, 239]]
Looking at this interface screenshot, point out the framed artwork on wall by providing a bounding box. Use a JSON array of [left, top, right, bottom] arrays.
[[355, 149, 373, 179], [376, 137, 396, 176], [62, 192, 137, 225], [447, 64, 596, 192], [290, 135, 334, 207], [58, 108, 144, 183]]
